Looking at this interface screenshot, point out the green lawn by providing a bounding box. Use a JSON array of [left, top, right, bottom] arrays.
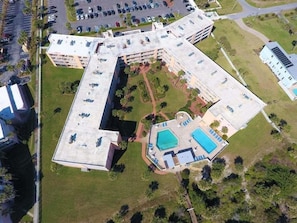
[[243, 13, 297, 53], [123, 74, 153, 121], [205, 19, 297, 167], [146, 70, 188, 113], [41, 60, 180, 222], [216, 0, 243, 15], [246, 0, 297, 8]]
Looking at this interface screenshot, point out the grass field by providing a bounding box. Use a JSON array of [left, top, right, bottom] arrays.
[[40, 59, 180, 222], [216, 0, 243, 15], [246, 0, 297, 8], [244, 13, 297, 53]]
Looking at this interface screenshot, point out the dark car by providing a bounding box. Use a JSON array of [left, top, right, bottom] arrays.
[[103, 11, 107, 16], [111, 10, 115, 15], [86, 27, 91, 32], [97, 5, 102, 11], [94, 12, 98, 17], [163, 1, 168, 6], [117, 3, 121, 8], [76, 26, 82, 33]]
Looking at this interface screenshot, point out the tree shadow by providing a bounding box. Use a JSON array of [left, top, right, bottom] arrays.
[[130, 211, 143, 223]]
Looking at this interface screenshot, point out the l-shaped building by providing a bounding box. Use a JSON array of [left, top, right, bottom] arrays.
[[47, 9, 266, 171]]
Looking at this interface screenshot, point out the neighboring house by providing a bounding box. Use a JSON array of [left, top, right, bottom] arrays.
[[0, 84, 31, 151], [48, 9, 266, 171], [259, 41, 297, 100]]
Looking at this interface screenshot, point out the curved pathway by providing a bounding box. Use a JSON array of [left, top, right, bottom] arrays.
[[234, 18, 269, 44]]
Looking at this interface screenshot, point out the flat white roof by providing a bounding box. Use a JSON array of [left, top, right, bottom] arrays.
[[10, 84, 24, 110], [52, 54, 120, 167], [165, 39, 266, 130], [47, 34, 103, 57], [0, 86, 14, 120], [0, 122, 4, 139]]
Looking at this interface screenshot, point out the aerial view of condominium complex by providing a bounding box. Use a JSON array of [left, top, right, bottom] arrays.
[[47, 9, 266, 172]]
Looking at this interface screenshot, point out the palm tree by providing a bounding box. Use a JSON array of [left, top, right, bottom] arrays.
[[0, 0, 9, 37], [175, 70, 185, 86]]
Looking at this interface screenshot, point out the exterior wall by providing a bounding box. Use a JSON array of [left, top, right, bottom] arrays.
[[46, 52, 86, 69], [54, 160, 109, 171], [260, 46, 297, 88]]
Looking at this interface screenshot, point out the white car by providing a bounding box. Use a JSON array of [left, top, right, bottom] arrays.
[[147, 16, 152, 22], [151, 16, 155, 22]]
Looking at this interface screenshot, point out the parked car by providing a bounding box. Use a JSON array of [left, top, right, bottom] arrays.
[[76, 26, 82, 33], [97, 5, 102, 11]]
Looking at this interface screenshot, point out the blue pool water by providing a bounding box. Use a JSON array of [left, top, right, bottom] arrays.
[[156, 129, 178, 151], [191, 128, 217, 154], [293, 89, 297, 96]]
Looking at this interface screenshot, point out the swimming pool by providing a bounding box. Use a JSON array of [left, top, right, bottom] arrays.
[[156, 129, 178, 151], [191, 128, 217, 154], [293, 89, 297, 96]]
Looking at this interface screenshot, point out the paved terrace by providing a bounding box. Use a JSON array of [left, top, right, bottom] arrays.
[[148, 112, 228, 171]]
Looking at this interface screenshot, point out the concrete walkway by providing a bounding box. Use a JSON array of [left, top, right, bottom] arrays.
[[234, 18, 269, 44]]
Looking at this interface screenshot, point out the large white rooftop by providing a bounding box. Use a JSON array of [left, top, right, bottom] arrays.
[[52, 54, 120, 168], [47, 34, 102, 57], [165, 39, 266, 130]]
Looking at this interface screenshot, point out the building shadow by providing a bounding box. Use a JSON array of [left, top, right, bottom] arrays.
[[1, 143, 35, 223]]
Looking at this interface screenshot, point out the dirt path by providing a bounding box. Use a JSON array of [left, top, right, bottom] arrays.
[[141, 70, 157, 115]]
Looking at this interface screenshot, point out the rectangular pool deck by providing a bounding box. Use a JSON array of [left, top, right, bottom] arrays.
[[148, 114, 228, 170]]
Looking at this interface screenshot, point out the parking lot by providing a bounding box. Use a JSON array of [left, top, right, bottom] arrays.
[[48, 0, 193, 34], [0, 1, 31, 84]]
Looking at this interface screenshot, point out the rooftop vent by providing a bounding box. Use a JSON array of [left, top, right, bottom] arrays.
[[198, 15, 203, 20], [211, 70, 217, 75], [178, 25, 184, 31], [96, 137, 102, 147], [189, 20, 194, 24], [127, 39, 131, 45], [83, 99, 94, 103], [198, 59, 204, 64], [188, 52, 194, 57], [79, 113, 90, 118], [69, 133, 77, 144], [86, 41, 91, 47], [89, 83, 99, 88], [177, 42, 183, 47], [161, 35, 168, 38], [145, 36, 150, 42], [70, 40, 75, 46], [57, 39, 63, 44], [226, 105, 234, 113]]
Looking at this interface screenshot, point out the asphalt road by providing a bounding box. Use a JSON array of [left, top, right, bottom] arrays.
[[48, 0, 191, 34]]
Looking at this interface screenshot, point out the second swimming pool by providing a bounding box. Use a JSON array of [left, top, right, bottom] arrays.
[[191, 128, 217, 154]]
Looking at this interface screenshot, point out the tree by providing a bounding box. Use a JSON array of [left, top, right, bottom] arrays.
[[66, 22, 72, 31], [175, 70, 185, 86], [118, 141, 128, 150], [210, 120, 220, 129], [18, 30, 28, 46], [0, 167, 15, 215], [0, 0, 9, 37], [234, 156, 244, 172], [115, 89, 123, 98], [221, 126, 228, 134], [293, 40, 297, 50]]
